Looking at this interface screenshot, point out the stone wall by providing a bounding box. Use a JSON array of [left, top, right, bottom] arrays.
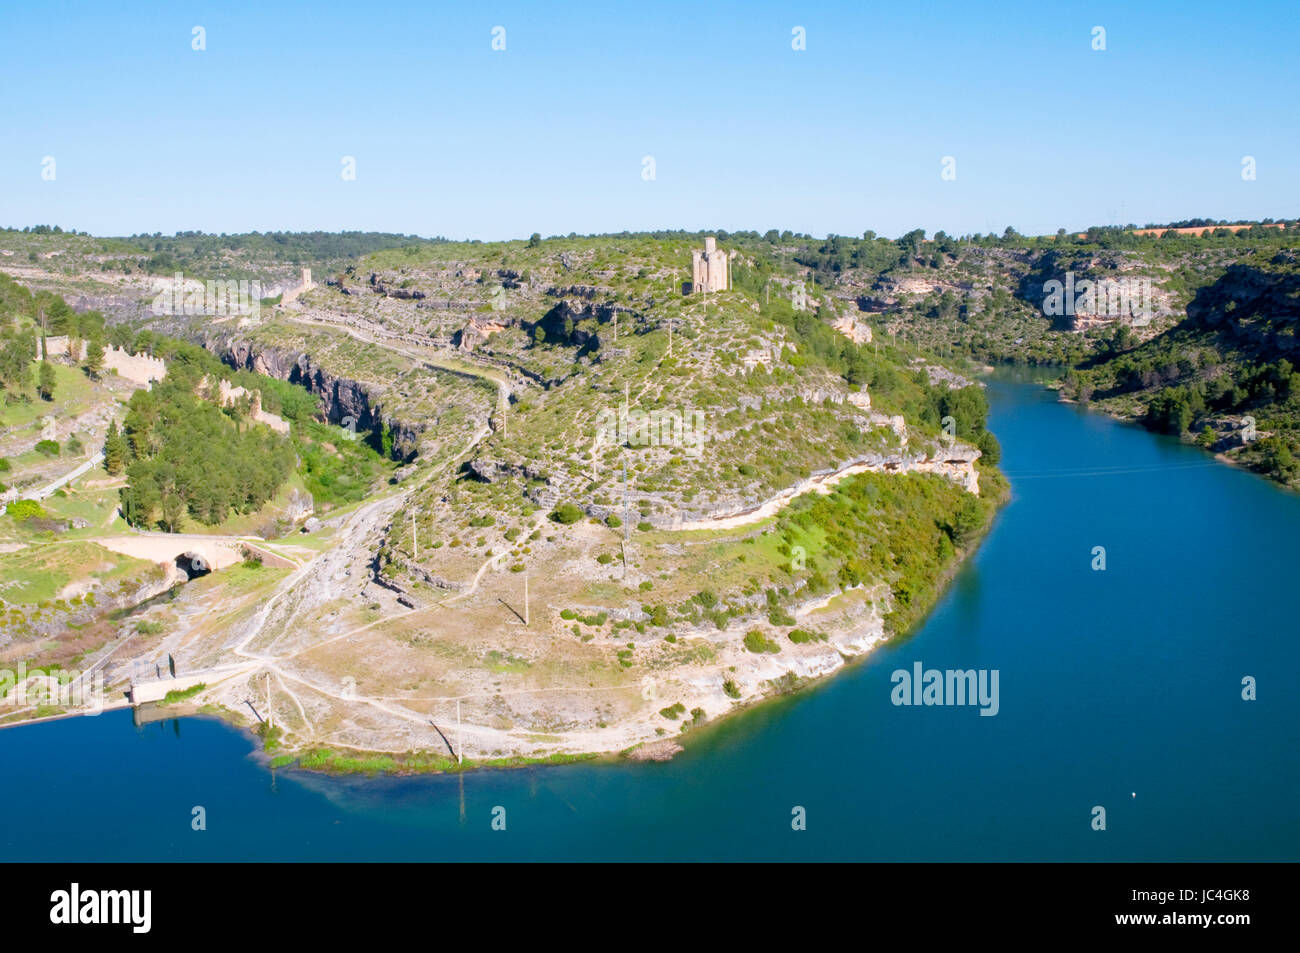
[[280, 267, 315, 306], [214, 378, 291, 434], [42, 337, 167, 387]]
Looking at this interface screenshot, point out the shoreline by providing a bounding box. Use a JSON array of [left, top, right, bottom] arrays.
[[1052, 390, 1297, 493], [0, 473, 1008, 778], [223, 469, 1009, 778]]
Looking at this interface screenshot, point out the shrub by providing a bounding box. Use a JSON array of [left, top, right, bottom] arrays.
[[35, 440, 60, 457], [550, 503, 584, 524], [5, 499, 45, 520], [787, 628, 827, 644], [605, 514, 622, 528], [743, 630, 780, 654], [659, 702, 685, 720], [768, 607, 796, 627], [723, 679, 741, 698], [636, 521, 652, 532]]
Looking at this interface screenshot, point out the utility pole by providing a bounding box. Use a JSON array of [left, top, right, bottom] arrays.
[[622, 458, 630, 544]]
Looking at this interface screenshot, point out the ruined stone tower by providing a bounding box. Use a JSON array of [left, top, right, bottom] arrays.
[[691, 236, 730, 294]]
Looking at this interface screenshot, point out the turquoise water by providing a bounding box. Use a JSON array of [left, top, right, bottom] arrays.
[[3, 371, 1297, 861]]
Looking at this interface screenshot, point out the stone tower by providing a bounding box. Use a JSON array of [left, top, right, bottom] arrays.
[[691, 236, 729, 294]]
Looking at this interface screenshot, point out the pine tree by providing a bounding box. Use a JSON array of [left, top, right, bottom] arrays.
[[84, 337, 105, 377], [37, 360, 56, 401], [103, 420, 126, 475]]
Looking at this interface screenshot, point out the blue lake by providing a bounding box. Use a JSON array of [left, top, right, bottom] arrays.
[[3, 371, 1297, 861]]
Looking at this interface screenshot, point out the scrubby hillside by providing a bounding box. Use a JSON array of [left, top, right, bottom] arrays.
[[1, 227, 1006, 765], [1062, 249, 1300, 486]]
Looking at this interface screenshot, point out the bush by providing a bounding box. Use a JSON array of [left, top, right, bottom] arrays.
[[596, 553, 613, 565], [767, 607, 796, 627], [35, 440, 60, 457], [723, 679, 741, 698], [743, 630, 780, 654], [604, 514, 622, 528], [550, 503, 584, 524], [636, 521, 652, 532], [5, 499, 45, 520], [560, 608, 576, 620], [659, 702, 686, 720], [787, 628, 827, 644]]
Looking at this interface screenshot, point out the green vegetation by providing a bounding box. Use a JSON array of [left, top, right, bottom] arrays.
[[770, 469, 1002, 634], [1065, 255, 1300, 486], [257, 721, 284, 752], [119, 368, 295, 530], [743, 630, 780, 654], [550, 503, 584, 524], [295, 746, 597, 775], [296, 420, 393, 508], [161, 682, 206, 705], [5, 499, 45, 520]]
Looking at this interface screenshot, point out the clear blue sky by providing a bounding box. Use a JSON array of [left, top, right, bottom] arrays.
[[2, 0, 1297, 240]]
